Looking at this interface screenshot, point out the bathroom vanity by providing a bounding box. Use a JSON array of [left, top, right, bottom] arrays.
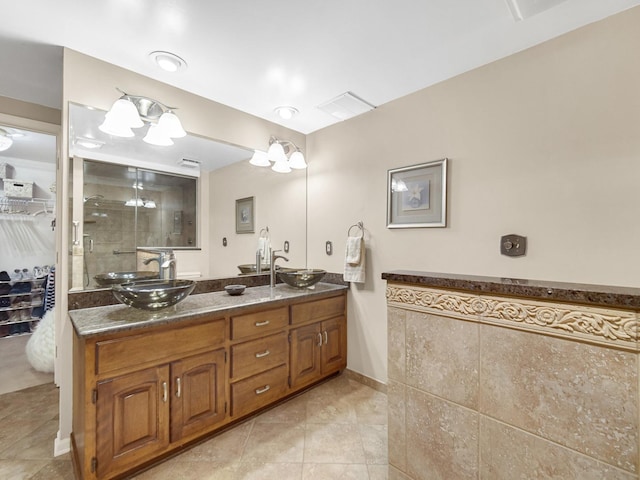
[[69, 283, 347, 480]]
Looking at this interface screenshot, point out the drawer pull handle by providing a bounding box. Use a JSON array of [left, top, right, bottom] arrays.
[[255, 350, 270, 358], [317, 333, 322, 347], [162, 382, 168, 403], [255, 320, 270, 327], [323, 331, 328, 345], [255, 385, 271, 395], [176, 377, 181, 398]]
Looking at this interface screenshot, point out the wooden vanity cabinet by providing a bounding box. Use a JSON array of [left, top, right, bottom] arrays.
[[73, 316, 227, 480], [229, 307, 290, 418], [289, 296, 347, 390], [72, 289, 347, 480]]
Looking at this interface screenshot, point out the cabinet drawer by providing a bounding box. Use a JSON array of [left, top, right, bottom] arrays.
[[231, 307, 288, 340], [291, 295, 345, 325], [96, 318, 226, 376], [231, 364, 289, 418], [231, 332, 287, 380]]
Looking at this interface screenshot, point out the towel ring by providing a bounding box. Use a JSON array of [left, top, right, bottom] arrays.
[[347, 221, 364, 236], [259, 227, 269, 238]]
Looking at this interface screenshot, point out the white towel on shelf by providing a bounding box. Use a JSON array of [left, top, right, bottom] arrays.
[[344, 236, 366, 283]]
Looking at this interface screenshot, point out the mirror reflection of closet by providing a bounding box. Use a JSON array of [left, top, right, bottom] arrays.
[[78, 158, 197, 289]]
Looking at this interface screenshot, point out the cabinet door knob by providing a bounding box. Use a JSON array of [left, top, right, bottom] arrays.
[[255, 385, 271, 395], [317, 333, 322, 347], [323, 331, 328, 345], [162, 382, 168, 403], [255, 350, 270, 358], [176, 377, 181, 398], [255, 320, 270, 327]]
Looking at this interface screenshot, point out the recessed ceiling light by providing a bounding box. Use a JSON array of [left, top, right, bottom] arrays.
[[149, 51, 187, 73], [274, 106, 299, 120]]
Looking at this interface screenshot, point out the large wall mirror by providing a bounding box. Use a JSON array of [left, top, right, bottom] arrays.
[[68, 102, 307, 290]]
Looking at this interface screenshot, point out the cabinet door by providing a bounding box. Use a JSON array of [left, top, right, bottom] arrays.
[[96, 365, 170, 479], [170, 349, 226, 442], [290, 323, 322, 388], [321, 317, 347, 375]]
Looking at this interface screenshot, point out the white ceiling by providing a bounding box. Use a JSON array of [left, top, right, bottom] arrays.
[[1, 0, 639, 134]]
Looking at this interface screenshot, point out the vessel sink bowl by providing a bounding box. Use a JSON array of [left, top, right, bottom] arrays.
[[94, 271, 158, 287], [278, 269, 326, 288], [112, 279, 196, 310], [237, 264, 270, 274]]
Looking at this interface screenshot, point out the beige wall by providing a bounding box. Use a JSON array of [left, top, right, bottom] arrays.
[[209, 160, 307, 277], [0, 95, 60, 126], [306, 7, 640, 384]]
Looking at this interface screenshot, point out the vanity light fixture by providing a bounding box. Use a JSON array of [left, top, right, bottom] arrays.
[[124, 198, 144, 207], [249, 136, 307, 173], [274, 106, 299, 120], [0, 128, 14, 152], [99, 89, 187, 146]]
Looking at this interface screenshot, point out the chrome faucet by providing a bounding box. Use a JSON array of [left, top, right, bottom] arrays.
[[161, 252, 177, 280], [270, 249, 289, 287], [142, 249, 176, 280], [256, 249, 262, 274]]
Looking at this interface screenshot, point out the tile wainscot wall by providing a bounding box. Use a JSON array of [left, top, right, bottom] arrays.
[[382, 271, 640, 480]]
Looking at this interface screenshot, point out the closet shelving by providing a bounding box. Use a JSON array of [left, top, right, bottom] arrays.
[[0, 195, 55, 215], [0, 195, 55, 336], [0, 277, 45, 335]]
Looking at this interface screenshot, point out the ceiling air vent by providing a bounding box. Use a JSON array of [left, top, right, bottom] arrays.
[[317, 92, 375, 121], [504, 0, 569, 21], [179, 158, 200, 168]]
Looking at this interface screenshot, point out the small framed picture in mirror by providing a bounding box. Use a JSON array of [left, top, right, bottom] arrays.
[[236, 196, 255, 234]]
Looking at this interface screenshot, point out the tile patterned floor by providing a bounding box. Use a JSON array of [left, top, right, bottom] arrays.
[[0, 374, 388, 480]]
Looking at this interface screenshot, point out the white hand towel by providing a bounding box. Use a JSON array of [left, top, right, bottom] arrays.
[[257, 238, 270, 262], [344, 236, 366, 284], [345, 235, 363, 265]]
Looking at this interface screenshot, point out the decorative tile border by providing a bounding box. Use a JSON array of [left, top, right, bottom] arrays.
[[387, 283, 639, 351]]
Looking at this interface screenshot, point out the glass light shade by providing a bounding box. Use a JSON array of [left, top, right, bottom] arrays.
[[0, 134, 13, 152], [288, 151, 307, 169], [106, 98, 144, 128], [98, 116, 135, 137], [271, 159, 291, 173], [143, 199, 156, 208], [143, 124, 174, 146], [267, 142, 287, 163], [158, 112, 186, 138], [249, 150, 270, 167], [125, 198, 144, 207]]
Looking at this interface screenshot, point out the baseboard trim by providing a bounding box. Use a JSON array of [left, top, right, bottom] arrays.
[[54, 432, 70, 457], [344, 368, 387, 394]]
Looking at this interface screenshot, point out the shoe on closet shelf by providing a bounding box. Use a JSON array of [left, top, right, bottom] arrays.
[[0, 297, 10, 308], [0, 311, 8, 321], [0, 270, 10, 282]]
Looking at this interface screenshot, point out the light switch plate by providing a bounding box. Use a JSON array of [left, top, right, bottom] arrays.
[[500, 234, 526, 257], [326, 241, 333, 255]]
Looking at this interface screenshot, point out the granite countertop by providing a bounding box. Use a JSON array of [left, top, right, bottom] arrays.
[[382, 270, 640, 309], [69, 282, 348, 338]]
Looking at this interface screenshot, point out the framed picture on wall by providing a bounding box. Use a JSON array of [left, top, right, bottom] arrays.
[[387, 158, 448, 228], [236, 196, 255, 233]]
